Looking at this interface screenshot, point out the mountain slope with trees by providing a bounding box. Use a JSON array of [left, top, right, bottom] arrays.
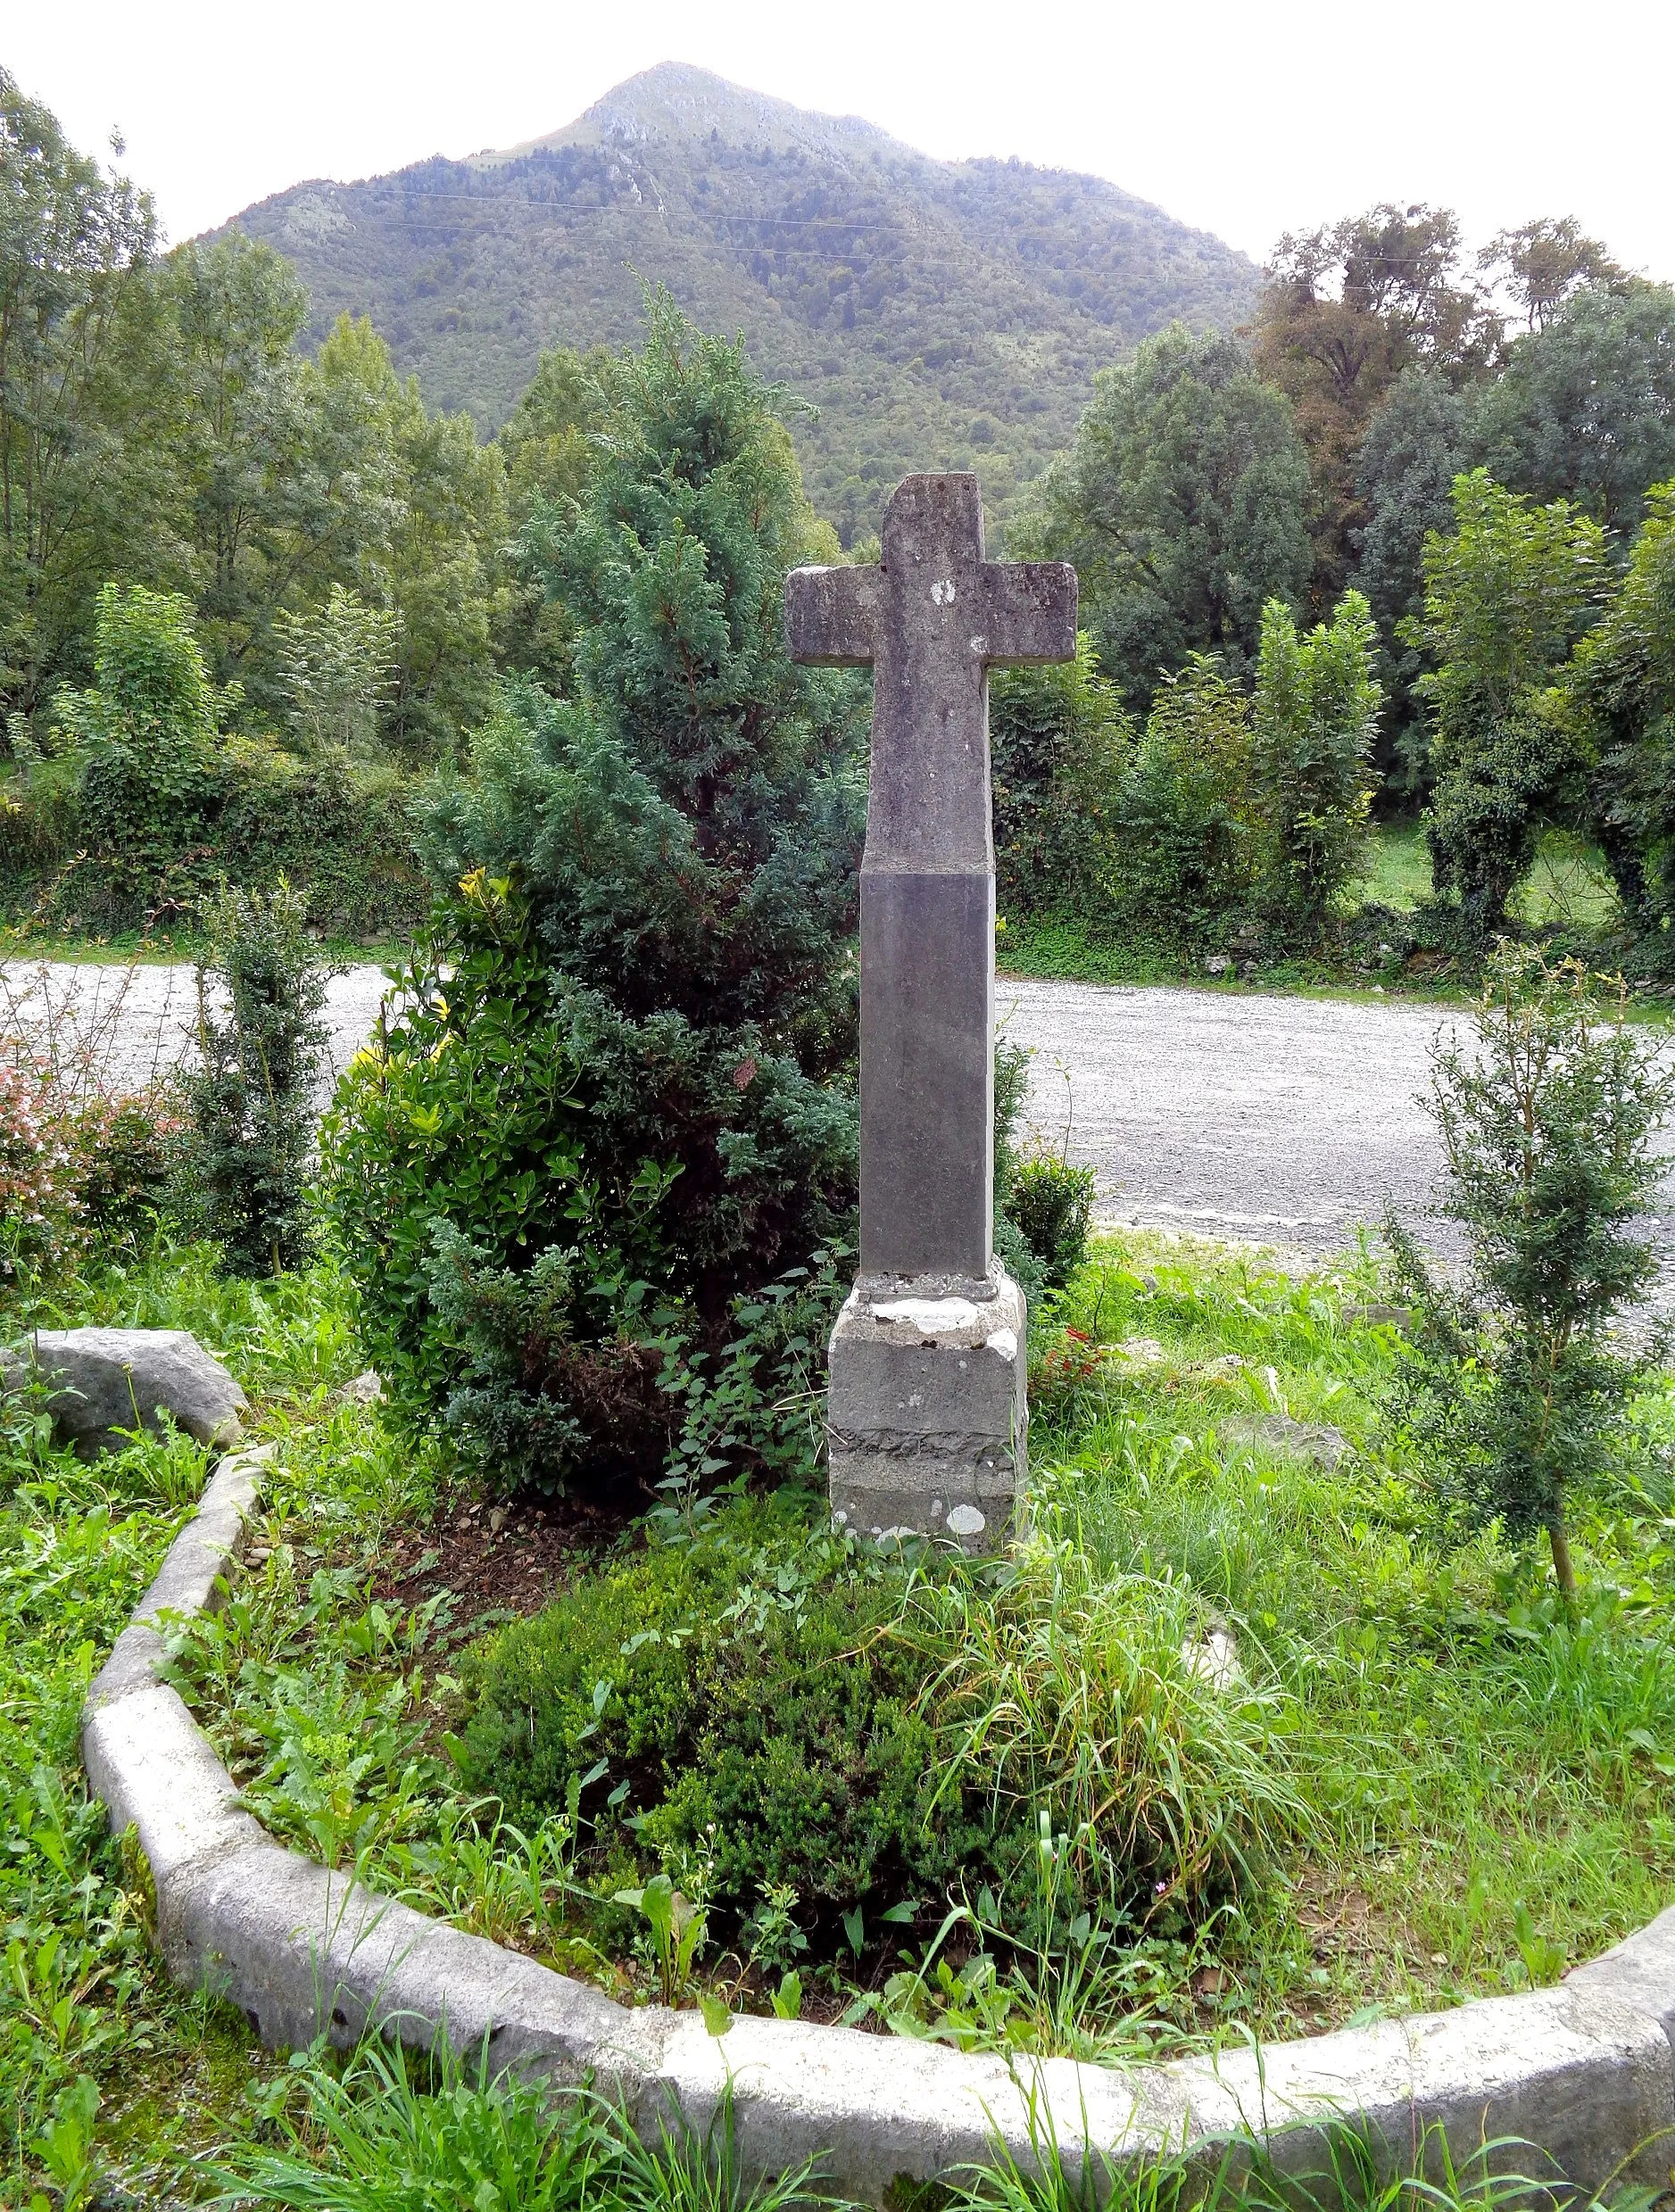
[[217, 62, 1256, 541]]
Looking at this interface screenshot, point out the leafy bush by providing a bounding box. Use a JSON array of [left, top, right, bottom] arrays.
[[1252, 590, 1382, 928], [0, 962, 185, 1297], [1007, 1155, 1096, 1294], [991, 638, 1131, 920], [179, 880, 330, 1276], [460, 1495, 1301, 1969], [457, 1503, 1010, 1948], [1567, 478, 1675, 947], [47, 582, 231, 931], [0, 1058, 82, 1292], [1405, 472, 1608, 938], [1386, 943, 1675, 1598], [69, 1094, 180, 1250], [1110, 655, 1259, 937], [214, 740, 427, 939]]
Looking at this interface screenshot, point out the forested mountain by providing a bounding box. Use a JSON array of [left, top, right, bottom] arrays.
[[217, 63, 1256, 540]]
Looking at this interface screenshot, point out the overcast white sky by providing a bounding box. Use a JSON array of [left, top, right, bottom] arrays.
[[8, 0, 1674, 281]]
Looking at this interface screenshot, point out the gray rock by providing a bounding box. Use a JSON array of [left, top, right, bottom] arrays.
[[1223, 1410, 1347, 1468], [1344, 1301, 1416, 1335], [4, 1328, 246, 1457], [334, 1370, 386, 1406], [827, 1268, 1027, 1553], [1205, 953, 1231, 977]]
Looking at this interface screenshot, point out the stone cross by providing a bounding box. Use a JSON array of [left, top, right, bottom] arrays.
[[786, 474, 1076, 1548]]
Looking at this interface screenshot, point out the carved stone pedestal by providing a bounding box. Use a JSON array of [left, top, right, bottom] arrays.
[[826, 1264, 1027, 1553]]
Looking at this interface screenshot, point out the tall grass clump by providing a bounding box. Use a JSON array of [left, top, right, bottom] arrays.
[[916, 1537, 1310, 1927], [214, 2041, 830, 2212]]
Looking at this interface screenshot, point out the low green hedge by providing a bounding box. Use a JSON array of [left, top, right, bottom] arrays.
[[0, 738, 429, 939]]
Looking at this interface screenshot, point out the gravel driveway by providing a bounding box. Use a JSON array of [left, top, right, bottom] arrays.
[[9, 957, 1675, 1288], [999, 974, 1459, 1261]]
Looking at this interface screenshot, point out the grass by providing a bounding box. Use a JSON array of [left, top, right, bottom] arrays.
[[7, 1231, 1675, 2201], [1032, 1234, 1675, 2036], [0, 1247, 388, 2207], [170, 1238, 1675, 2056], [1364, 824, 1623, 933]]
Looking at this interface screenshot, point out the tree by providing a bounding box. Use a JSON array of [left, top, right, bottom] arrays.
[[1036, 326, 1314, 714], [498, 344, 608, 526], [0, 70, 172, 718], [1386, 945, 1674, 1602], [1252, 590, 1381, 928], [166, 233, 320, 694], [182, 879, 330, 1277], [1470, 282, 1675, 532], [1350, 369, 1470, 795], [1564, 481, 1675, 937], [496, 344, 609, 690], [273, 584, 400, 758], [1480, 219, 1624, 335], [326, 296, 867, 1487], [1253, 204, 1497, 596], [1404, 471, 1607, 935], [307, 314, 506, 763]]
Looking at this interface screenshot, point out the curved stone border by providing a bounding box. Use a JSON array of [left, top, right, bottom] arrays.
[[83, 1450, 1675, 2202]]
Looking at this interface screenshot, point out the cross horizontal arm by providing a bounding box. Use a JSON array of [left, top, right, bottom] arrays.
[[979, 562, 1079, 665], [785, 565, 885, 667]]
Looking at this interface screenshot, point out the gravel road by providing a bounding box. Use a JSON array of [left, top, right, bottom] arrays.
[[9, 957, 1675, 1284], [1000, 974, 1459, 1261]]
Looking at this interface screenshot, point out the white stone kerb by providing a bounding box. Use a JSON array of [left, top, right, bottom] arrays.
[[79, 1450, 1675, 2202]]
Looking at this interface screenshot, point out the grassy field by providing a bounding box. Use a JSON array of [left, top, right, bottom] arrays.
[[6, 1230, 1673, 2204], [1362, 824, 1623, 932]]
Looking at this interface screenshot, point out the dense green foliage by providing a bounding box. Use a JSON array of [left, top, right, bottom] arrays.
[[1033, 327, 1314, 713], [1350, 369, 1470, 789], [222, 62, 1256, 543], [1472, 282, 1675, 532], [324, 304, 866, 1492], [995, 599, 1381, 954], [991, 636, 1129, 916], [1, 580, 427, 934], [1112, 656, 1260, 935], [455, 1506, 1010, 1939], [457, 1487, 1298, 1975], [1387, 947, 1675, 1598], [0, 136, 508, 756], [1567, 484, 1675, 940], [1253, 591, 1381, 927], [1253, 206, 1498, 598]]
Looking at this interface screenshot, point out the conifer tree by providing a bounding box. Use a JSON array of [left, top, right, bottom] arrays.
[[328, 299, 867, 1487]]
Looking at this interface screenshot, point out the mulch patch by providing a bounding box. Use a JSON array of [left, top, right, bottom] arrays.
[[371, 1486, 643, 1628]]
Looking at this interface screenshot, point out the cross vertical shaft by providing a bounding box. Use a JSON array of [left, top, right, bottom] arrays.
[[787, 474, 1077, 1286], [787, 473, 1075, 1550]]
